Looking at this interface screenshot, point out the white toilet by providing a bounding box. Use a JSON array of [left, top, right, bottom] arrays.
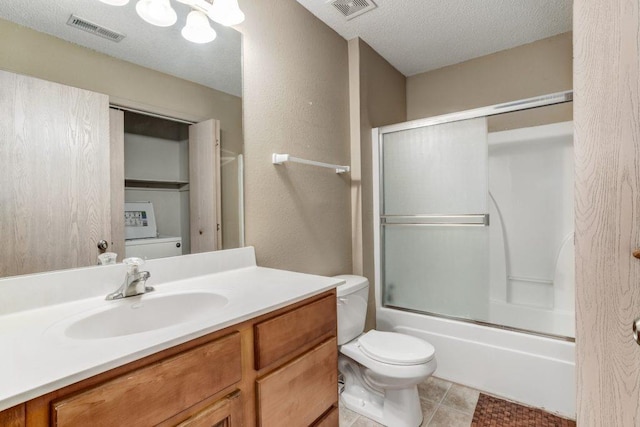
[[335, 275, 437, 427]]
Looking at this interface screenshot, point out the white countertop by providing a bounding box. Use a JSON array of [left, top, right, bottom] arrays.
[[0, 247, 343, 411]]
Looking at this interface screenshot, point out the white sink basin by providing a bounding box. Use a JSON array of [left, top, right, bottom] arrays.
[[63, 291, 229, 340]]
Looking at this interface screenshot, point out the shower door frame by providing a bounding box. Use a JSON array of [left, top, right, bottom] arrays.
[[372, 90, 574, 341]]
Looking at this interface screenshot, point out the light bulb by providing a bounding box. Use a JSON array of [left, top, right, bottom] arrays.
[[182, 10, 217, 44], [98, 0, 130, 5], [208, 0, 245, 26], [136, 0, 177, 27]]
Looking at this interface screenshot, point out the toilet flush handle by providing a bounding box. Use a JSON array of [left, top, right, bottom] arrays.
[[337, 297, 348, 306]]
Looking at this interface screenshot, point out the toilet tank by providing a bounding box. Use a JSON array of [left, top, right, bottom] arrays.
[[334, 275, 369, 345]]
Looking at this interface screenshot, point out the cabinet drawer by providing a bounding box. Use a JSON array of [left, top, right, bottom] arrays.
[[256, 338, 338, 427], [254, 293, 336, 369], [52, 332, 241, 426], [312, 406, 339, 427]]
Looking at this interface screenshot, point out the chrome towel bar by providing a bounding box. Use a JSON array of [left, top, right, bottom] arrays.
[[272, 153, 350, 174]]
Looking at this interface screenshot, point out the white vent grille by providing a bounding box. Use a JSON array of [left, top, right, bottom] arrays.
[[329, 0, 377, 20], [67, 14, 125, 42]]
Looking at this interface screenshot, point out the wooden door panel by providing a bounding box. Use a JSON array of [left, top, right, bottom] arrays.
[[575, 0, 640, 424], [0, 71, 110, 276]]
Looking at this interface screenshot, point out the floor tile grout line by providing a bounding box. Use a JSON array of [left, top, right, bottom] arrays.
[[426, 404, 475, 427], [424, 405, 438, 427], [437, 382, 481, 416], [437, 381, 453, 405], [424, 381, 452, 426]]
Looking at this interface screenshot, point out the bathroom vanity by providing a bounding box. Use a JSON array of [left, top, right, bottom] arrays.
[[0, 248, 341, 426]]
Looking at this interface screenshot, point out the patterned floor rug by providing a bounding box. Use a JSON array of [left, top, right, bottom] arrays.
[[472, 393, 576, 426]]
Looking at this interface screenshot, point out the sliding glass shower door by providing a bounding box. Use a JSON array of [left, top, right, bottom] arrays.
[[376, 92, 575, 339], [381, 117, 490, 320]]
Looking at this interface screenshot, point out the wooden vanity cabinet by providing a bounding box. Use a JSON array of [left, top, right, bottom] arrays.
[[15, 289, 337, 427], [52, 333, 242, 426], [0, 404, 25, 427], [174, 391, 243, 427], [254, 294, 338, 426]]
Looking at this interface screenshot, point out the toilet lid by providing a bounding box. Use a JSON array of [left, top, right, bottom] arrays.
[[357, 330, 435, 366]]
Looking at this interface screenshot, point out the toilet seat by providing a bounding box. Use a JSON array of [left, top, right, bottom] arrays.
[[357, 330, 435, 366]]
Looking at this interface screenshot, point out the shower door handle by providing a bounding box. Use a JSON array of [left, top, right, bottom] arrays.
[[633, 318, 640, 345]]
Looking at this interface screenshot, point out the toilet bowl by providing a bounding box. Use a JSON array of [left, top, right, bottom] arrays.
[[334, 275, 437, 427]]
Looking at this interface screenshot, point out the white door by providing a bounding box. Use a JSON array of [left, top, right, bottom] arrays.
[[0, 71, 111, 277], [575, 1, 640, 424], [189, 119, 222, 253]]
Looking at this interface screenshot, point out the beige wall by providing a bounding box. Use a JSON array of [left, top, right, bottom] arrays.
[[0, 17, 243, 250], [350, 38, 407, 329], [406, 32, 573, 122], [574, 0, 640, 424], [238, 0, 352, 275], [0, 18, 242, 145]]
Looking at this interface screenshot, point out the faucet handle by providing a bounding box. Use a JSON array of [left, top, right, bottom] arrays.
[[123, 257, 145, 272]]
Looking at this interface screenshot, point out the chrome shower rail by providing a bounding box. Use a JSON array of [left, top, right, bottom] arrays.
[[377, 90, 572, 135], [381, 214, 489, 226]]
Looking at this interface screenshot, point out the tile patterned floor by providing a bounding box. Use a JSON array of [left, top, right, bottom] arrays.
[[339, 377, 478, 427]]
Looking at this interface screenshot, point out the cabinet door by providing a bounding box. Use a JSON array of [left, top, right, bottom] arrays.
[[52, 333, 241, 426], [256, 338, 338, 427], [176, 391, 243, 427], [0, 404, 25, 427], [0, 70, 111, 276]]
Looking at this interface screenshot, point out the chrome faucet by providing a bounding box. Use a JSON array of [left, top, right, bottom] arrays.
[[106, 257, 154, 300]]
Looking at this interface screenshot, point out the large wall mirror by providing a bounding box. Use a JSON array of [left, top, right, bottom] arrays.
[[0, 0, 243, 278]]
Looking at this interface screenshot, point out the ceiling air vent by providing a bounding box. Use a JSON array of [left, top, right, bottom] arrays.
[[329, 0, 377, 20], [66, 14, 125, 42]]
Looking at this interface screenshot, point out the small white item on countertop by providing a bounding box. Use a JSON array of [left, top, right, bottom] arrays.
[[98, 252, 117, 265]]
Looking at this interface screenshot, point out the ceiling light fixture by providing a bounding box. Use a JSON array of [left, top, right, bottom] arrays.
[[182, 10, 217, 43], [100, 0, 129, 6], [98, 0, 130, 5], [207, 0, 245, 27], [135, 0, 178, 27], [98, 0, 244, 43]]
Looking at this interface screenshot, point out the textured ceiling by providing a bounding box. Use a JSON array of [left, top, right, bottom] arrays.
[[297, 0, 572, 76], [0, 0, 242, 96]]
